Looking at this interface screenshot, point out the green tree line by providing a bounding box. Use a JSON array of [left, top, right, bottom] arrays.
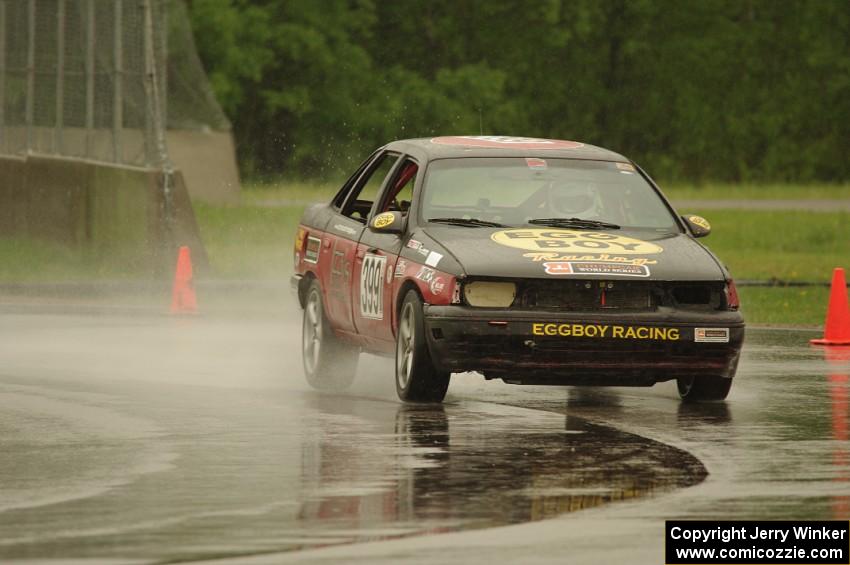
[[188, 0, 850, 182]]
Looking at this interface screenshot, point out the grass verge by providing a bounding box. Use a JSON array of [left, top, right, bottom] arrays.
[[2, 184, 845, 327], [241, 180, 339, 205], [691, 209, 850, 282], [737, 286, 827, 327], [193, 202, 304, 279], [661, 182, 849, 201], [0, 238, 147, 282], [192, 202, 841, 326]]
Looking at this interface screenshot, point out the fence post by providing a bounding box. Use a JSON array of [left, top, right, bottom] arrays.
[[55, 0, 65, 154], [85, 0, 95, 158], [160, 0, 167, 133], [0, 1, 6, 153], [112, 0, 123, 163], [143, 1, 152, 164], [25, 0, 34, 153], [142, 0, 173, 244]]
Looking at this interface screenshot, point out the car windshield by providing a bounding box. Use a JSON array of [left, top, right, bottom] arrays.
[[420, 157, 679, 230]]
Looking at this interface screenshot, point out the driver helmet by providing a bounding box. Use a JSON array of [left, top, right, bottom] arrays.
[[548, 180, 598, 217]]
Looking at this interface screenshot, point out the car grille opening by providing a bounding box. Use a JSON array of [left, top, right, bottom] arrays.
[[672, 285, 710, 304], [463, 279, 727, 312], [671, 284, 724, 309], [517, 280, 656, 311]]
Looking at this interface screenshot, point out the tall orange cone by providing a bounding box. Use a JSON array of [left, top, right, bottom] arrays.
[[811, 268, 850, 345], [170, 246, 198, 314]]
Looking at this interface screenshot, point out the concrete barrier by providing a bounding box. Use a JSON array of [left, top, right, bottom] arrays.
[[167, 129, 241, 205], [0, 156, 26, 236], [0, 154, 206, 277], [3, 126, 241, 205]]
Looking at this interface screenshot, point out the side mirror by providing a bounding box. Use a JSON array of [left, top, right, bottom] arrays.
[[369, 211, 404, 234], [682, 214, 711, 238]]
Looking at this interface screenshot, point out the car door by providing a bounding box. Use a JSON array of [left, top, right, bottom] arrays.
[[323, 151, 402, 335], [353, 156, 420, 345]]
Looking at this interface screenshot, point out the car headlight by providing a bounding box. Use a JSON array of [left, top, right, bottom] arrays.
[[464, 281, 517, 307]]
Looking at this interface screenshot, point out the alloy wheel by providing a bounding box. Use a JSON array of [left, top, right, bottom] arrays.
[[396, 302, 415, 391], [303, 291, 322, 374]]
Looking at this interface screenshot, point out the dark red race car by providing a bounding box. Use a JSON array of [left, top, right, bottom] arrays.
[[291, 136, 744, 403]]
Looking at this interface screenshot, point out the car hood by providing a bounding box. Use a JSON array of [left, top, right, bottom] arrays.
[[421, 226, 726, 281]]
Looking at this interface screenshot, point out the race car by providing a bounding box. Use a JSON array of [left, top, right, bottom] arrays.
[[291, 136, 744, 403]]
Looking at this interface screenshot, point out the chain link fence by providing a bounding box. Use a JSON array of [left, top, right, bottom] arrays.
[[0, 0, 229, 168]]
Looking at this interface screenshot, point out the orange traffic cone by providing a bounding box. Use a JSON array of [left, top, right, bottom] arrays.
[[170, 246, 198, 314], [811, 268, 850, 345]]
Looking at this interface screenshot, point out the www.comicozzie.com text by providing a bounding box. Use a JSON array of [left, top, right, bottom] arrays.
[[670, 524, 847, 544]]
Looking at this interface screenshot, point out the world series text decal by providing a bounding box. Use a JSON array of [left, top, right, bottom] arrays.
[[543, 261, 650, 277], [491, 229, 663, 255], [360, 254, 386, 320]]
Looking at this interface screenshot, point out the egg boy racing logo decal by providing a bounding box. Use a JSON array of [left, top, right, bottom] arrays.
[[688, 215, 711, 230], [360, 254, 386, 319], [532, 323, 681, 341], [491, 229, 663, 255], [524, 252, 657, 266], [372, 212, 395, 229]]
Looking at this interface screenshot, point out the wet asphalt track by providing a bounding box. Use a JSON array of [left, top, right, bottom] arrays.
[[1, 295, 848, 564]]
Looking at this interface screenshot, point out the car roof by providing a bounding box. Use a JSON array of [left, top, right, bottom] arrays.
[[386, 136, 630, 163]]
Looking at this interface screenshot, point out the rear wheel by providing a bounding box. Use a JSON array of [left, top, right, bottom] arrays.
[[302, 280, 358, 391], [395, 290, 450, 402], [677, 375, 733, 402]]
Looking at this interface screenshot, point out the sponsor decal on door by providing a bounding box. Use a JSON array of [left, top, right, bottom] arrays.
[[304, 236, 322, 264]]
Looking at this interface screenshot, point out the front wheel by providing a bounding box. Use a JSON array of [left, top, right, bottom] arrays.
[[395, 290, 450, 402], [677, 375, 733, 402], [302, 280, 358, 391]]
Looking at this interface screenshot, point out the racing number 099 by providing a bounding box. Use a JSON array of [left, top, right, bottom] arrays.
[[360, 254, 386, 319]]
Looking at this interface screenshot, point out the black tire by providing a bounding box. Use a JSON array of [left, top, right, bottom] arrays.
[[677, 375, 733, 402], [301, 280, 358, 391], [395, 290, 450, 402]]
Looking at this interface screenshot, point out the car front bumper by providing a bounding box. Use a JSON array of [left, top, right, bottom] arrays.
[[422, 305, 744, 386]]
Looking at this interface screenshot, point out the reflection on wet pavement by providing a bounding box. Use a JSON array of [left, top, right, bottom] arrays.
[[0, 380, 704, 562], [292, 398, 704, 552], [729, 330, 850, 521], [3, 312, 849, 563], [491, 328, 850, 524], [825, 347, 850, 519]]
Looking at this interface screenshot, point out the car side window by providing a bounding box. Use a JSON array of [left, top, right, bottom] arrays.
[[377, 158, 418, 216], [341, 152, 401, 222], [332, 150, 380, 210]]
